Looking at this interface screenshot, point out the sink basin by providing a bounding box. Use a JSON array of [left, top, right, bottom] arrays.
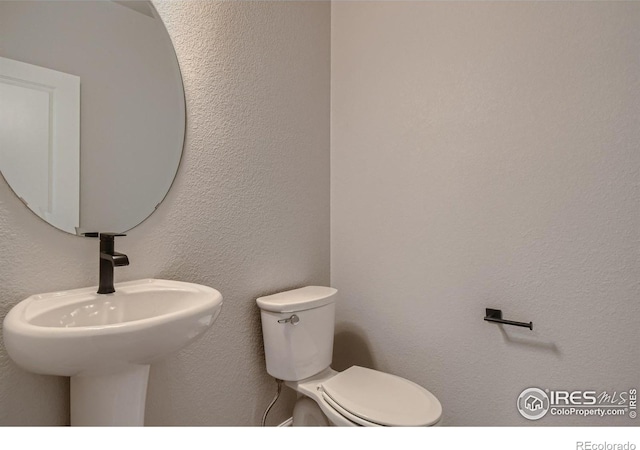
[[3, 278, 223, 426]]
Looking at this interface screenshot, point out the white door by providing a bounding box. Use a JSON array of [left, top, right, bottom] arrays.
[[0, 56, 80, 234]]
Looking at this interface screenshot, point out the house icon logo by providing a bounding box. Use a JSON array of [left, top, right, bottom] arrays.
[[517, 388, 550, 420], [525, 395, 543, 411]]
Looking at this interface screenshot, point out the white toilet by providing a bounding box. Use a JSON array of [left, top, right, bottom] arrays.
[[256, 286, 442, 426]]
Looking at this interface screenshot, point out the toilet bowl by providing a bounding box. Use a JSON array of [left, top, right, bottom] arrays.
[[256, 286, 442, 427]]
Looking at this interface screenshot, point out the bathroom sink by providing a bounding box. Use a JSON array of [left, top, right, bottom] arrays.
[[2, 278, 223, 425], [3, 278, 223, 375]]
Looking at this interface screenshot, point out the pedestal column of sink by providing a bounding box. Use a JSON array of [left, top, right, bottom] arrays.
[[70, 365, 150, 426]]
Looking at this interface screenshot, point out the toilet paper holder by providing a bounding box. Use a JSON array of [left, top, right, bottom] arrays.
[[484, 308, 533, 330]]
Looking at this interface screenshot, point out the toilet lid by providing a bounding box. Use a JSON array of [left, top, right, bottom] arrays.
[[320, 366, 442, 427]]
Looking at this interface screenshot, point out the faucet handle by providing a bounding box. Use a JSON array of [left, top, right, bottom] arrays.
[[83, 232, 127, 253], [99, 232, 127, 238], [82, 232, 126, 239], [96, 233, 127, 253]]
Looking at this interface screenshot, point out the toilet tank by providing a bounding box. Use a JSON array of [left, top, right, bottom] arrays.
[[256, 286, 337, 381]]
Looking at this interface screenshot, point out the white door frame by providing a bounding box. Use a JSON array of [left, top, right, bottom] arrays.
[[0, 56, 80, 233]]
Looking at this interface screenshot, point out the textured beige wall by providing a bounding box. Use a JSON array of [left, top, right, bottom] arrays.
[[331, 1, 639, 426], [0, 0, 330, 426]]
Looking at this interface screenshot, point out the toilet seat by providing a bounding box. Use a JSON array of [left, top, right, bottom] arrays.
[[319, 366, 442, 426]]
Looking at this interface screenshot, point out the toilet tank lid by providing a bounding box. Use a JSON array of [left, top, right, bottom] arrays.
[[256, 286, 337, 313]]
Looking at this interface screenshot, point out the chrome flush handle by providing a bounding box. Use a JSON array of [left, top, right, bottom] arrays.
[[278, 314, 300, 325]]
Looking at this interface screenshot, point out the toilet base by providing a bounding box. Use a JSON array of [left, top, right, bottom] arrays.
[[292, 397, 330, 426]]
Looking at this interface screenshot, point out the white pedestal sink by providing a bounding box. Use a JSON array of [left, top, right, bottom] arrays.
[[3, 279, 223, 426]]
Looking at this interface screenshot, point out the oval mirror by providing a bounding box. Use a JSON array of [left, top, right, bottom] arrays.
[[0, 0, 185, 235]]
